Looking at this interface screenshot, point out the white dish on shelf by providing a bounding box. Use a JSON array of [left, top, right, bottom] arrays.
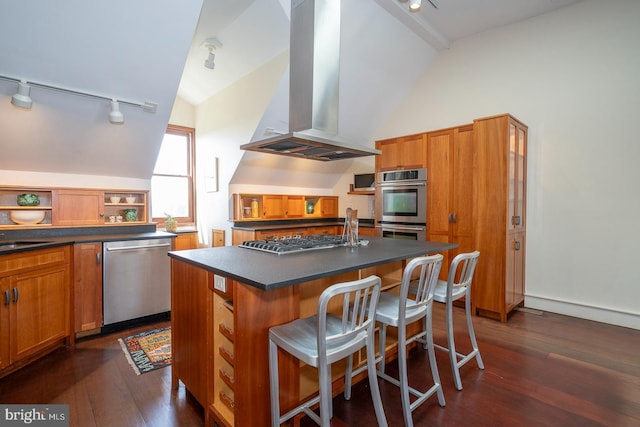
[[110, 196, 121, 203], [125, 196, 136, 204], [10, 210, 46, 224]]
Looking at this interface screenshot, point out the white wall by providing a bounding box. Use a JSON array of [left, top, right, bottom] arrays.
[[192, 51, 289, 245], [0, 170, 150, 191], [377, 0, 640, 329]]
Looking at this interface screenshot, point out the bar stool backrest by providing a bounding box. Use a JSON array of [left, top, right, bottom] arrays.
[[317, 275, 382, 364]]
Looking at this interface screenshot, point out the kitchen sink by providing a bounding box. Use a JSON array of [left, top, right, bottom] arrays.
[[0, 241, 51, 251]]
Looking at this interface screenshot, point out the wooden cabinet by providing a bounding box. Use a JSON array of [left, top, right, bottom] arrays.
[[52, 189, 104, 225], [0, 189, 53, 227], [262, 195, 286, 219], [74, 243, 103, 335], [426, 125, 475, 277], [170, 259, 212, 415], [318, 196, 338, 217], [284, 195, 305, 218], [174, 232, 198, 250], [0, 187, 149, 228], [211, 229, 225, 247], [233, 194, 340, 221], [261, 195, 305, 219], [233, 225, 341, 245], [0, 246, 72, 373], [103, 191, 148, 224], [375, 133, 427, 171], [473, 114, 527, 322], [358, 226, 377, 237], [211, 282, 235, 424]]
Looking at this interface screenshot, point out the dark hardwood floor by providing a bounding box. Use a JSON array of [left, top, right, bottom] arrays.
[[1, 304, 639, 427]]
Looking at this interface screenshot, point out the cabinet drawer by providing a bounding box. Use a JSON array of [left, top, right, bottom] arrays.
[[0, 246, 71, 277]]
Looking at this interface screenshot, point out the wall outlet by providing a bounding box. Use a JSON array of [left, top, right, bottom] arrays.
[[214, 274, 226, 292]]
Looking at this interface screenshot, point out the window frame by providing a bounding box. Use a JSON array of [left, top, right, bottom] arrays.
[[151, 124, 196, 226]]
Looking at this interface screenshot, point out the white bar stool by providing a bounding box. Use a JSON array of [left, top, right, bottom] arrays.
[[346, 255, 446, 427], [268, 275, 388, 427], [432, 251, 484, 390]]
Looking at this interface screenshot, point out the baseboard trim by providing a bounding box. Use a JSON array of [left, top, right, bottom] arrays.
[[525, 294, 640, 330]]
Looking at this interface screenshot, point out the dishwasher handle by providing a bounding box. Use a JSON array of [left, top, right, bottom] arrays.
[[106, 243, 171, 252]]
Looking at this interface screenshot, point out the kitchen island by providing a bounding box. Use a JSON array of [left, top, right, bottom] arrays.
[[169, 237, 456, 427]]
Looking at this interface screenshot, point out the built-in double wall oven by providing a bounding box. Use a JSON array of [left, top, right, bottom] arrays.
[[376, 168, 427, 240]]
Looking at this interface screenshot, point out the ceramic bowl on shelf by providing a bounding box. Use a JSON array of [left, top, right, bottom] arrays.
[[17, 193, 40, 206], [9, 210, 46, 225], [125, 196, 136, 204], [110, 196, 121, 203], [122, 208, 137, 222]]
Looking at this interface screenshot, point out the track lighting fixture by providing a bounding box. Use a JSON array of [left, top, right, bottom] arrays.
[[398, 0, 438, 12], [109, 99, 124, 124], [204, 50, 216, 70], [11, 80, 33, 109], [201, 37, 222, 70], [0, 74, 158, 124]]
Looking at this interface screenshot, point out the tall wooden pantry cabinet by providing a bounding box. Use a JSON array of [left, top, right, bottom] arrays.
[[426, 124, 475, 278], [473, 114, 527, 322]]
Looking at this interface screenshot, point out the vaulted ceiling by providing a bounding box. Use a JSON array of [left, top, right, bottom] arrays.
[[0, 0, 582, 181]]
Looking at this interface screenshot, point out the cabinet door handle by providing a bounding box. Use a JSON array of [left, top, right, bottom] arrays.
[[452, 213, 457, 224], [4, 290, 9, 306], [514, 241, 521, 251], [96, 252, 101, 265], [512, 216, 521, 226], [12, 287, 18, 303]]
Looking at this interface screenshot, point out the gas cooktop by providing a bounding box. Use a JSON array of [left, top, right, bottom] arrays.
[[239, 234, 346, 255]]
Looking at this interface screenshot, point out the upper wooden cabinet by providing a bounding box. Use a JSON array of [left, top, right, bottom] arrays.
[[426, 125, 475, 278], [0, 189, 53, 227], [317, 196, 339, 218], [261, 195, 305, 219], [0, 186, 149, 228], [375, 133, 427, 171], [473, 114, 527, 322], [53, 189, 104, 225], [233, 194, 339, 221]]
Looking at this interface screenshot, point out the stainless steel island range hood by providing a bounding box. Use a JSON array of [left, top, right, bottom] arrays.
[[240, 0, 380, 161]]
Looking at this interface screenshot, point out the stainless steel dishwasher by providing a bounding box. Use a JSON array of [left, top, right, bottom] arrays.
[[103, 238, 172, 326]]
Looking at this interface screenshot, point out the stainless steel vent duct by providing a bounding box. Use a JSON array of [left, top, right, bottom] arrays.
[[241, 0, 380, 161]]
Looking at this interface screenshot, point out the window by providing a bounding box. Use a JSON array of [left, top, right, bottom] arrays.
[[151, 125, 196, 225]]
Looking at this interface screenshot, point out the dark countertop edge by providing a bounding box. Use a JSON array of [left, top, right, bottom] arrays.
[[232, 218, 374, 231], [168, 240, 458, 292], [0, 230, 175, 255], [156, 226, 198, 234]]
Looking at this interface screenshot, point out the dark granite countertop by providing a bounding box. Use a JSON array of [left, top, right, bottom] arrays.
[[169, 237, 456, 291], [0, 224, 175, 255], [231, 218, 374, 231]]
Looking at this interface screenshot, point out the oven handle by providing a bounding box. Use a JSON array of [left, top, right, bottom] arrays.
[[376, 225, 426, 232], [377, 181, 426, 187]]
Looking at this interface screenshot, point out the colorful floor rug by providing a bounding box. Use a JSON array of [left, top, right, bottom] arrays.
[[118, 326, 171, 375]]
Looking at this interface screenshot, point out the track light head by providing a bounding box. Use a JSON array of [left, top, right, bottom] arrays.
[[201, 37, 222, 70], [11, 80, 32, 109], [109, 99, 124, 124], [204, 51, 216, 70]]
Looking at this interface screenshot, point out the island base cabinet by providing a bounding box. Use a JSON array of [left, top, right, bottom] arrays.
[[170, 254, 424, 426], [170, 259, 212, 414]]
